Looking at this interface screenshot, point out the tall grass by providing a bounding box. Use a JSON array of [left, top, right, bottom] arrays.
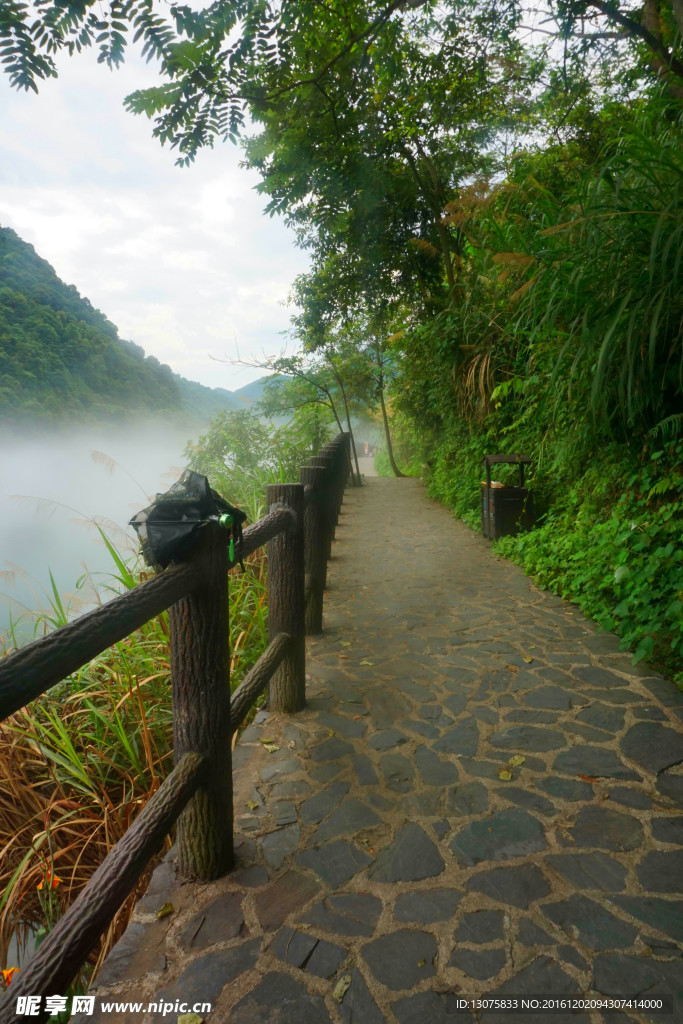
[[0, 420, 316, 981]]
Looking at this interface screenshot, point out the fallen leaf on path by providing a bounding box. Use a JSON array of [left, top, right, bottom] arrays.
[[578, 774, 598, 782], [262, 742, 280, 753], [508, 755, 525, 767], [246, 800, 259, 811], [417, 959, 426, 967], [178, 1014, 204, 1024], [259, 737, 276, 744], [523, 656, 534, 663], [156, 902, 174, 920], [338, 653, 349, 659], [332, 975, 352, 1003], [359, 659, 374, 666], [498, 768, 513, 781], [340, 641, 352, 647]]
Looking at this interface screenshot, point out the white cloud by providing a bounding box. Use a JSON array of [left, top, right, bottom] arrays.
[[0, 47, 309, 390]]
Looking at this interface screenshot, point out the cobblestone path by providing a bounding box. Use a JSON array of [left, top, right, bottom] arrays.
[[85, 476, 683, 1024]]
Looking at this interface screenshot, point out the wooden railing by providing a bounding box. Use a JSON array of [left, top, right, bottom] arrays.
[[0, 433, 352, 1020]]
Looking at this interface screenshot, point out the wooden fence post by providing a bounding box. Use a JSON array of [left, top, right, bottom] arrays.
[[168, 524, 233, 880], [310, 453, 334, 557], [267, 483, 306, 711], [300, 464, 325, 634]]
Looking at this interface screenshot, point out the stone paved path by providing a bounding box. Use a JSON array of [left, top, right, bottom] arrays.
[[83, 476, 683, 1024]]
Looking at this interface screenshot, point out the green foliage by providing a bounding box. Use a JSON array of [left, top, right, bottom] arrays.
[[0, 226, 179, 422], [496, 442, 683, 685]]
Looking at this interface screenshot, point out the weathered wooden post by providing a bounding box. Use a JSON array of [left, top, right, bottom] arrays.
[[168, 524, 233, 880], [311, 453, 334, 557], [300, 464, 326, 634], [267, 483, 306, 711]]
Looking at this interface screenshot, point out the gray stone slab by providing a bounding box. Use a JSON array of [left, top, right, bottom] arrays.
[[300, 781, 350, 825], [270, 926, 318, 968], [455, 909, 505, 943], [394, 888, 462, 923], [150, 939, 261, 1022], [272, 801, 298, 826], [310, 763, 346, 783], [297, 839, 371, 888], [362, 928, 437, 990], [446, 780, 489, 815], [576, 703, 626, 733], [459, 758, 505, 781], [652, 816, 683, 844], [339, 967, 384, 1024], [639, 677, 683, 707], [537, 776, 594, 802], [609, 896, 683, 943], [271, 779, 312, 799], [305, 938, 346, 978], [495, 786, 557, 817], [230, 970, 332, 1024], [179, 892, 244, 950], [415, 744, 459, 785], [433, 717, 480, 756], [449, 947, 506, 979], [545, 851, 627, 892], [255, 869, 320, 931], [517, 919, 553, 946], [317, 712, 367, 738], [506, 709, 558, 725], [637, 850, 683, 893], [593, 953, 683, 1003], [541, 894, 638, 950], [234, 864, 269, 888], [300, 893, 382, 937], [379, 752, 415, 792], [400, 717, 440, 738], [370, 822, 445, 882], [657, 772, 683, 807], [350, 753, 378, 785], [260, 825, 301, 868], [368, 728, 408, 750], [573, 665, 628, 687], [261, 757, 301, 783], [620, 722, 683, 774], [311, 798, 380, 843], [607, 786, 652, 809], [451, 808, 547, 866], [553, 745, 641, 781], [466, 864, 551, 908], [309, 737, 355, 761], [524, 686, 574, 710], [444, 694, 467, 716], [556, 944, 588, 971], [93, 922, 167, 987], [490, 725, 566, 752], [560, 805, 643, 851]]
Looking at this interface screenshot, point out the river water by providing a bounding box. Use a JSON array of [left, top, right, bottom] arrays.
[[0, 422, 195, 644]]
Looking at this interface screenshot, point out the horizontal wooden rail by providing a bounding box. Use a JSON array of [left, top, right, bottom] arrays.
[[230, 632, 293, 731], [228, 504, 296, 568], [0, 752, 206, 1024], [0, 562, 201, 722]]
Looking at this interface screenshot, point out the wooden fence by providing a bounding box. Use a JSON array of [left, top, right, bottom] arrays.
[[0, 433, 352, 1019]]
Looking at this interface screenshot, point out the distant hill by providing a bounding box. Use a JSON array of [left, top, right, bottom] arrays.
[[0, 226, 272, 426], [233, 376, 285, 405]]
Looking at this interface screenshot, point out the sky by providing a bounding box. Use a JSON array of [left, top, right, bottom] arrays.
[[0, 46, 310, 391]]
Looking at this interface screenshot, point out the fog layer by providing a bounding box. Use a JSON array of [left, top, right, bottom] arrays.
[[0, 422, 193, 640]]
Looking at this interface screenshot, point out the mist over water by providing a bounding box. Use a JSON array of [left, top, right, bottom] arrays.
[[0, 422, 195, 640]]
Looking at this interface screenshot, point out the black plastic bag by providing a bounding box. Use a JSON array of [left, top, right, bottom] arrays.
[[129, 470, 247, 570]]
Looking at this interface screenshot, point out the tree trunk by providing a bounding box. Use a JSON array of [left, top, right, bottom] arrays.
[[375, 341, 405, 478], [328, 358, 362, 486]]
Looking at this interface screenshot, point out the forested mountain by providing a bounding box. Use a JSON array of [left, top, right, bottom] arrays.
[[0, 227, 246, 424]]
